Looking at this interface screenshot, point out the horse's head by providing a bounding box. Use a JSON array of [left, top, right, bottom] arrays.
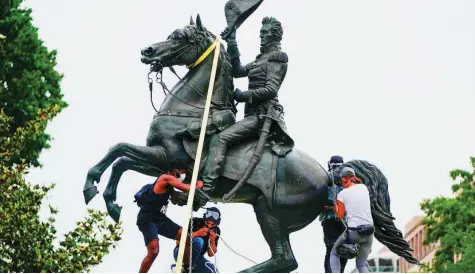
[[141, 14, 218, 70]]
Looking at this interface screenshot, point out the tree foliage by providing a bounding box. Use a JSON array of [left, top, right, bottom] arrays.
[[0, 0, 68, 168], [0, 107, 123, 272], [420, 157, 475, 272], [0, 2, 122, 270]]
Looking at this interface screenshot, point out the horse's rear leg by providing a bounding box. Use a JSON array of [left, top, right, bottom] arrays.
[[102, 157, 164, 222], [239, 195, 298, 273], [83, 142, 168, 204]]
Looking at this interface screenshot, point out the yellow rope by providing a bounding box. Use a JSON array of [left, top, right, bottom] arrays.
[[186, 39, 219, 69], [175, 37, 222, 273]]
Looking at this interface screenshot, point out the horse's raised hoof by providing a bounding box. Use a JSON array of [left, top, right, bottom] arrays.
[[83, 169, 101, 204], [83, 185, 99, 205], [170, 191, 188, 206], [106, 203, 122, 223]]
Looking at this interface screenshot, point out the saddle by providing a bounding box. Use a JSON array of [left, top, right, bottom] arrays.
[[172, 106, 282, 209], [182, 136, 278, 209]]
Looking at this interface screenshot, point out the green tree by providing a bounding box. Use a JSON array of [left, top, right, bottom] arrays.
[[0, 0, 68, 168], [420, 157, 475, 273], [0, 0, 11, 19], [444, 231, 475, 273], [0, 107, 123, 272], [1, 1, 124, 271]]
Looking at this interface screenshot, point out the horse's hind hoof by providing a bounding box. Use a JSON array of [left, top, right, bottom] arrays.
[[107, 203, 122, 223], [83, 186, 99, 205]]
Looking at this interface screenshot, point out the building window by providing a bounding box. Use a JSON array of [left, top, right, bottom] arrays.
[[415, 232, 420, 259], [378, 258, 395, 272], [421, 232, 424, 257]]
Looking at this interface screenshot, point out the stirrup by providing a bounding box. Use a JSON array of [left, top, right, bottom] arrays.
[[196, 188, 211, 198], [196, 189, 211, 203]]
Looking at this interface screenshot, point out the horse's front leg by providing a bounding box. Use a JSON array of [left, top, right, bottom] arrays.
[[103, 156, 164, 222], [83, 142, 169, 204]]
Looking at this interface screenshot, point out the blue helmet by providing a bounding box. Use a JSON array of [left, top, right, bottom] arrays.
[[328, 155, 344, 171], [203, 207, 221, 225]]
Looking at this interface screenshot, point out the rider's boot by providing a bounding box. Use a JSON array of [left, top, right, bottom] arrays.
[[196, 135, 227, 206]]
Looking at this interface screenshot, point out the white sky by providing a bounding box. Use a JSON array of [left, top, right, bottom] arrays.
[[25, 0, 475, 272]]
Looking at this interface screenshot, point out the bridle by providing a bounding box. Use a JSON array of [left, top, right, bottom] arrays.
[[147, 38, 237, 113]]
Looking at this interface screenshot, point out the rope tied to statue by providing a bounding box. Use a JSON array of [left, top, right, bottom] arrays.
[[174, 37, 222, 274], [170, 232, 259, 273]]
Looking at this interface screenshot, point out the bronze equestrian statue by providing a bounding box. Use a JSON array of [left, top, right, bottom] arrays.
[[82, 3, 419, 272]]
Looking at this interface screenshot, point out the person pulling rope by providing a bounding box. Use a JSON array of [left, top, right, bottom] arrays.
[[172, 207, 258, 273], [134, 170, 203, 273], [173, 208, 221, 273]]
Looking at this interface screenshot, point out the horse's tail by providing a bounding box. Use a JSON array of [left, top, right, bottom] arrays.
[[335, 160, 420, 265]]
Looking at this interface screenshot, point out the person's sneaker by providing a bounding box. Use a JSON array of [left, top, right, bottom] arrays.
[[182, 265, 192, 273]]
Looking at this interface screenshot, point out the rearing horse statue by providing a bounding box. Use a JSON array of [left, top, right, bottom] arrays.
[[83, 15, 419, 272]]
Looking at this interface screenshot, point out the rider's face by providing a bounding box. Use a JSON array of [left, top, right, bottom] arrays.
[[260, 24, 274, 47]]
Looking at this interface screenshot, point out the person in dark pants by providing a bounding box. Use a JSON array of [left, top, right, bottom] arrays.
[[320, 155, 348, 273], [135, 169, 204, 273]]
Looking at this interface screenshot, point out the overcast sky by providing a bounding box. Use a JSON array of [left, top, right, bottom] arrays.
[[25, 0, 475, 272]]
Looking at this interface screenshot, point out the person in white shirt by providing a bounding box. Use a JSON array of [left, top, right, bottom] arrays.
[[330, 167, 375, 273]]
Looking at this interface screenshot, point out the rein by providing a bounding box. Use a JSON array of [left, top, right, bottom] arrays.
[[148, 70, 205, 110], [147, 39, 236, 114]]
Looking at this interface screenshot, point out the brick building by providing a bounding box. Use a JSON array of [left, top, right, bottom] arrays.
[[351, 213, 465, 273], [398, 216, 439, 272]]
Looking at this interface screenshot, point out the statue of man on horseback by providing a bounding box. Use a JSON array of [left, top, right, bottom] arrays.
[[81, 1, 421, 271], [196, 12, 295, 205]]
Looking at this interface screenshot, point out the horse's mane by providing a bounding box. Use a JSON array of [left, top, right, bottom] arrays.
[[332, 160, 420, 265], [174, 25, 233, 90], [204, 30, 233, 91]]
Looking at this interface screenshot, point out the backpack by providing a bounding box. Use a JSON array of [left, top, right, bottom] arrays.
[[336, 242, 360, 259], [134, 183, 154, 207]]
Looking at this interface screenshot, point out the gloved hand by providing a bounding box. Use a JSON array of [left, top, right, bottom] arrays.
[[196, 181, 204, 189], [323, 205, 334, 212], [234, 88, 251, 103], [220, 26, 236, 42], [208, 230, 217, 240], [193, 227, 209, 238]]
